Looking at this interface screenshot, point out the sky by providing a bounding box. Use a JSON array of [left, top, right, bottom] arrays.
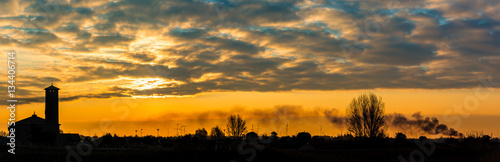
[[0, 0, 499, 137]]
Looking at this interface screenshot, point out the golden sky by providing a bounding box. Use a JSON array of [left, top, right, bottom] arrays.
[[2, 88, 499, 137], [1, 0, 500, 137]]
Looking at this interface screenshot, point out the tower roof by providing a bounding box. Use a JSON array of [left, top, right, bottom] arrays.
[[16, 113, 45, 125], [45, 84, 60, 90]]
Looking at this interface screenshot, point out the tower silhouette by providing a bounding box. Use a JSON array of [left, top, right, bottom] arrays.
[[45, 83, 60, 134]]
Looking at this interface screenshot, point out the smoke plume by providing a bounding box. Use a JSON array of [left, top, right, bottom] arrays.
[[324, 111, 461, 137], [386, 112, 461, 137], [324, 109, 345, 129]]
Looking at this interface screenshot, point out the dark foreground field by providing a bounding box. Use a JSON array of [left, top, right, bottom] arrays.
[[2, 139, 500, 162]]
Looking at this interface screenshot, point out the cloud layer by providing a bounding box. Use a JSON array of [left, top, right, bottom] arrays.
[[1, 0, 499, 103]]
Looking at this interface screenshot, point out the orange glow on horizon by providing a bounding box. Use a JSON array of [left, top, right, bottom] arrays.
[[2, 88, 499, 137]]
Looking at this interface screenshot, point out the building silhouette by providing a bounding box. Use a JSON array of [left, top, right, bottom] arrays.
[[45, 84, 60, 134], [10, 84, 79, 145]]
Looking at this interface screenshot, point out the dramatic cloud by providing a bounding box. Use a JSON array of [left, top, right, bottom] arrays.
[[1, 0, 499, 103]]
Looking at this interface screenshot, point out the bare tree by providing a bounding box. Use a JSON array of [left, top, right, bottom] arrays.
[[346, 93, 386, 138], [226, 114, 247, 138]]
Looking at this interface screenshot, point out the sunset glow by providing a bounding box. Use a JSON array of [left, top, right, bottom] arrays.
[[1, 0, 499, 139]]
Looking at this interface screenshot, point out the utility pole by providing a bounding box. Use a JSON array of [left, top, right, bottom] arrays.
[[181, 125, 187, 135], [286, 123, 288, 136], [177, 123, 179, 136], [257, 124, 259, 134], [157, 129, 159, 137]]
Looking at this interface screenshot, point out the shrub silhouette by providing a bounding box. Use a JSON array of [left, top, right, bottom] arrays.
[[482, 135, 491, 143], [271, 131, 278, 138], [210, 126, 225, 140], [195, 128, 208, 140], [395, 132, 407, 143], [246, 132, 258, 140], [297, 132, 311, 143]]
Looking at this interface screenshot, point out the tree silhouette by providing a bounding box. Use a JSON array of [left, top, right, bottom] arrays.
[[0, 130, 6, 137], [246, 132, 258, 139], [210, 125, 225, 139], [395, 132, 407, 143], [226, 114, 247, 138], [346, 93, 386, 138], [271, 131, 278, 138], [482, 135, 491, 143], [297, 132, 311, 144], [396, 132, 406, 140], [195, 128, 208, 140]]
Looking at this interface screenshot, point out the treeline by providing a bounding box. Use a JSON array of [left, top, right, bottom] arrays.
[[75, 130, 499, 151], [75, 112, 497, 150]]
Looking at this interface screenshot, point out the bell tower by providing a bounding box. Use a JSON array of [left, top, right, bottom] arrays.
[[45, 83, 60, 134]]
